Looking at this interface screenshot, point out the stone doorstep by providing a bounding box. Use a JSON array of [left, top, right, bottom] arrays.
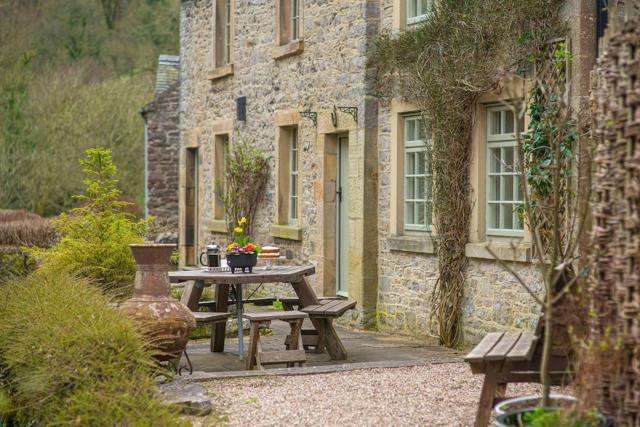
[[182, 358, 462, 382]]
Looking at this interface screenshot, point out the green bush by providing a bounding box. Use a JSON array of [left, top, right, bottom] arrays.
[[31, 148, 150, 298], [0, 271, 185, 426]]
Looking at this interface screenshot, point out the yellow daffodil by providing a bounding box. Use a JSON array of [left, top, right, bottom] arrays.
[[226, 243, 235, 251], [233, 226, 243, 234], [238, 217, 247, 225]]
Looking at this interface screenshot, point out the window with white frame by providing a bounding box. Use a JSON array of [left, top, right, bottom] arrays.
[[223, 0, 231, 64], [404, 115, 432, 231], [406, 0, 433, 26], [289, 127, 299, 222], [215, 0, 232, 67], [486, 105, 524, 236], [291, 0, 300, 41]]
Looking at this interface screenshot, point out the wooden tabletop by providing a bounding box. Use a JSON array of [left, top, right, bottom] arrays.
[[169, 264, 315, 284]]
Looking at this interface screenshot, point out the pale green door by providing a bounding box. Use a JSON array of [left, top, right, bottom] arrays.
[[337, 136, 349, 296]]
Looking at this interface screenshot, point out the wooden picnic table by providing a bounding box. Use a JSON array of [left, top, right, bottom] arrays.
[[168, 265, 348, 361]]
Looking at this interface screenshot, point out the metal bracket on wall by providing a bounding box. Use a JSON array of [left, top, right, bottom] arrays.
[[300, 109, 318, 127], [337, 106, 358, 124]]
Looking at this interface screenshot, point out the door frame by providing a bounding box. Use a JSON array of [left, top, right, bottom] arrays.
[[336, 134, 349, 297]]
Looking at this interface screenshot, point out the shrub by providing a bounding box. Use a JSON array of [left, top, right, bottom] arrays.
[[31, 148, 150, 298], [0, 210, 56, 284], [0, 271, 185, 426]]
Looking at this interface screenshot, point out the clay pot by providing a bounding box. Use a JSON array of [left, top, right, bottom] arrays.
[[120, 244, 196, 361]]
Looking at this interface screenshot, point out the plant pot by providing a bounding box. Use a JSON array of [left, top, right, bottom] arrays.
[[120, 244, 196, 362], [494, 395, 612, 427], [226, 252, 258, 273]]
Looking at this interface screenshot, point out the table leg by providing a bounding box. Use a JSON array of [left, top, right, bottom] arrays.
[[181, 280, 205, 311], [291, 276, 348, 360], [213, 284, 229, 352], [235, 284, 244, 360]]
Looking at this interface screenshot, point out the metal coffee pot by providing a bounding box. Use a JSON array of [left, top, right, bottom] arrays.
[[200, 243, 221, 268]]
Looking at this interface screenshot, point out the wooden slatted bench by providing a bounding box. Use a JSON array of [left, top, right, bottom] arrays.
[[244, 311, 308, 370], [280, 295, 344, 311], [285, 299, 357, 353], [464, 330, 571, 427], [192, 311, 230, 353]]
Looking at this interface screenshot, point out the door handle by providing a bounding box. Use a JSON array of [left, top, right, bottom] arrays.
[[336, 187, 342, 202]]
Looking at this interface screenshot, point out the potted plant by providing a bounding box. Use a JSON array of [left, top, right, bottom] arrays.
[[225, 217, 262, 273], [487, 41, 609, 426]]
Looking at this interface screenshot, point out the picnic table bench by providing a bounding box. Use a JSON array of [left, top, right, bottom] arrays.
[[169, 265, 353, 361], [465, 320, 571, 427]]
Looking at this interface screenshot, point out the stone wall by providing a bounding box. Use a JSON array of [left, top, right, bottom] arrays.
[[179, 0, 379, 323], [180, 0, 594, 345], [142, 81, 181, 235]]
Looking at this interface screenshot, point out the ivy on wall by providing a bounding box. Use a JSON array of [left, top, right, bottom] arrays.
[[370, 0, 564, 347]]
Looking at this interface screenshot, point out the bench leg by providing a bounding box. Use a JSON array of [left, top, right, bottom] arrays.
[[246, 321, 260, 370], [311, 318, 345, 360], [287, 319, 304, 367], [474, 363, 500, 427]]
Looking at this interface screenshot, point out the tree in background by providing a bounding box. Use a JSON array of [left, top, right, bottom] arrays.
[[0, 0, 180, 216]]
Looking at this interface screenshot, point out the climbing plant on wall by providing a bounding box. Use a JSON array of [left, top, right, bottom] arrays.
[[370, 0, 564, 347]]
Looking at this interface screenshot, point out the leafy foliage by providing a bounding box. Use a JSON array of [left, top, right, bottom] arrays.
[[0, 0, 179, 215], [217, 135, 271, 237], [30, 148, 149, 298], [0, 270, 184, 426], [370, 0, 564, 347]]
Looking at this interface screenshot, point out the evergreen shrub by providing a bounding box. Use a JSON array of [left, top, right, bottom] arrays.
[[0, 271, 185, 426]]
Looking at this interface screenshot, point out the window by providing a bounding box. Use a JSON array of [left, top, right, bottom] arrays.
[[404, 115, 432, 231], [278, 0, 301, 45], [214, 134, 229, 220], [406, 0, 433, 26], [215, 0, 232, 67], [289, 127, 299, 222], [486, 106, 524, 236]]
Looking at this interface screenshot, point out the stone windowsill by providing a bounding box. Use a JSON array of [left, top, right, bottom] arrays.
[[207, 219, 228, 233], [272, 40, 304, 60], [271, 224, 303, 241], [208, 64, 234, 82], [388, 234, 436, 254], [465, 241, 532, 263]]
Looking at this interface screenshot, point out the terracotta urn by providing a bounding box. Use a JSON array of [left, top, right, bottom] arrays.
[[120, 244, 196, 361]]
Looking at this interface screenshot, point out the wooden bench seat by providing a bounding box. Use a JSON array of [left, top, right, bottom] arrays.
[[300, 299, 357, 317], [284, 299, 356, 353], [244, 311, 308, 370], [192, 311, 230, 353], [280, 296, 344, 311], [465, 330, 570, 427]]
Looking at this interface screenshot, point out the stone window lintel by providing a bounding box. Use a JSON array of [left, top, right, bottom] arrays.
[[272, 40, 304, 60], [271, 224, 303, 241], [388, 234, 436, 254], [208, 63, 234, 82]]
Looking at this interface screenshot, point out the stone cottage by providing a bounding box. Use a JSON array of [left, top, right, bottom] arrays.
[[177, 0, 605, 344], [141, 54, 181, 239]]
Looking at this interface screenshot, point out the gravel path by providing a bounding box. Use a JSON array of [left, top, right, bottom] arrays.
[[201, 362, 543, 426]]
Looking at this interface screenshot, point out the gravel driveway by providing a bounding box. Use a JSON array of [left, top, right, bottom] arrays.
[[201, 362, 543, 426]]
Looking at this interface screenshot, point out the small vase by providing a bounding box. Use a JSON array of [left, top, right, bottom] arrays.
[[120, 244, 196, 361], [226, 252, 258, 273]]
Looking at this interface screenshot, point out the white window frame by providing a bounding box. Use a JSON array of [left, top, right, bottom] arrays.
[[291, 0, 300, 41], [223, 0, 232, 65], [289, 127, 299, 223], [403, 115, 432, 232], [485, 105, 524, 237], [406, 0, 433, 26]]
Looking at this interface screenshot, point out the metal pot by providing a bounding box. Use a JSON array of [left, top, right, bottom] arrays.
[[120, 244, 196, 362], [494, 395, 612, 427]]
